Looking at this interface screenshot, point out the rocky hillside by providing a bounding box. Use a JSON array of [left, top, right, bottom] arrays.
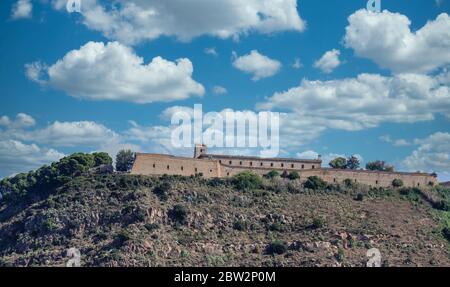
[[0, 154, 450, 267]]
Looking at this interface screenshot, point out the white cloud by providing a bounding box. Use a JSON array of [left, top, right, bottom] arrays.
[[50, 0, 305, 45], [379, 135, 411, 147], [292, 58, 302, 69], [344, 10, 450, 74], [0, 140, 64, 177], [0, 113, 35, 129], [28, 121, 119, 147], [314, 49, 341, 73], [403, 132, 450, 173], [232, 50, 281, 81], [204, 47, 218, 57], [27, 41, 205, 104], [258, 72, 450, 132], [25, 61, 48, 85], [212, 86, 228, 95], [0, 114, 119, 148], [11, 0, 32, 20]]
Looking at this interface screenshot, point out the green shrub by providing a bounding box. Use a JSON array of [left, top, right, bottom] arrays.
[[288, 171, 300, 180], [153, 182, 171, 201], [233, 220, 247, 231], [232, 171, 263, 191], [335, 248, 345, 262], [442, 227, 450, 242], [312, 217, 326, 229], [265, 170, 279, 179], [145, 223, 160, 232], [116, 230, 132, 245], [304, 176, 327, 190], [168, 205, 189, 225], [343, 178, 355, 188], [355, 193, 364, 201], [392, 179, 404, 188], [433, 200, 450, 211], [269, 222, 285, 232], [266, 240, 288, 255]]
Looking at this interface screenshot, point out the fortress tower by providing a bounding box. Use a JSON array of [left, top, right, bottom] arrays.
[[194, 144, 208, 159]]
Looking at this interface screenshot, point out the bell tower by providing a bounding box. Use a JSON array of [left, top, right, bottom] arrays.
[[194, 144, 207, 159]]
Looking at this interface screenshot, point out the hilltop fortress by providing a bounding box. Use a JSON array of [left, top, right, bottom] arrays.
[[131, 144, 438, 188]]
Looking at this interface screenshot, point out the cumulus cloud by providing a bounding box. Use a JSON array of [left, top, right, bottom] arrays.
[[50, 0, 305, 45], [0, 113, 35, 129], [212, 86, 228, 95], [314, 49, 341, 73], [344, 10, 450, 74], [26, 41, 205, 104], [11, 0, 32, 20], [403, 132, 450, 173], [0, 140, 64, 177], [232, 50, 281, 81], [0, 113, 119, 148], [258, 72, 450, 132]]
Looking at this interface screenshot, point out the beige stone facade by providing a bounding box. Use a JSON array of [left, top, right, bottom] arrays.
[[131, 145, 438, 188]]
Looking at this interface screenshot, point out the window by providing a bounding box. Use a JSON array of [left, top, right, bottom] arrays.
[[219, 160, 222, 164], [229, 161, 232, 165], [417, 183, 420, 187], [209, 169, 213, 173], [227, 172, 230, 176], [153, 163, 155, 168], [260, 162, 263, 166], [167, 165, 170, 170], [301, 164, 304, 169], [250, 162, 253, 166], [291, 164, 294, 168], [240, 161, 242, 165], [181, 166, 184, 171], [281, 163, 284, 167], [333, 178, 336, 183], [271, 163, 274, 167], [312, 165, 315, 169], [195, 168, 198, 172], [376, 180, 378, 185]]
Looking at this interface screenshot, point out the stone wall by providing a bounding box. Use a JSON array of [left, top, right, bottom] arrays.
[[131, 153, 220, 178], [131, 153, 438, 188]]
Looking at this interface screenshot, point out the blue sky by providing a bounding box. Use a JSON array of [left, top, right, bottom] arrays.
[[0, 0, 449, 180]]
